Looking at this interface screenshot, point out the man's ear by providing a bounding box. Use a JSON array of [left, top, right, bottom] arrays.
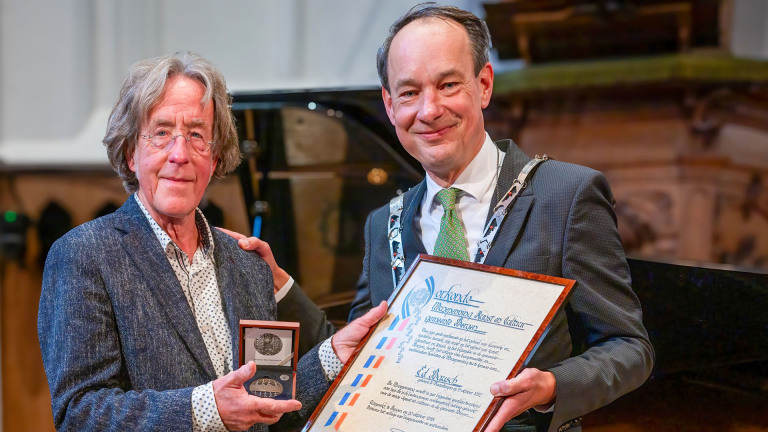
[[478, 62, 494, 109], [209, 157, 218, 183], [382, 87, 396, 125], [127, 146, 137, 173]]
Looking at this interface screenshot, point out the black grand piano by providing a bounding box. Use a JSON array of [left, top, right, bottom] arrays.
[[629, 258, 768, 391], [230, 88, 768, 397]]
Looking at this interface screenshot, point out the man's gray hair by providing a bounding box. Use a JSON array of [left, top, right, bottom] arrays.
[[376, 2, 491, 92], [103, 51, 241, 193]]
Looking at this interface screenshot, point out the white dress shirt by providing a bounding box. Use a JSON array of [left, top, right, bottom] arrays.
[[417, 133, 504, 259]]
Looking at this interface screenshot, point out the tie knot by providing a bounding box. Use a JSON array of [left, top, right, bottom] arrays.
[[436, 187, 461, 211]]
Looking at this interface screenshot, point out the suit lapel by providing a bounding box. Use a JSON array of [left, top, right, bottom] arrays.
[[483, 140, 536, 268], [117, 198, 217, 379], [400, 181, 428, 276]]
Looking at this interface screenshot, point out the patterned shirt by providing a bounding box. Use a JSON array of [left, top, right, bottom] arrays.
[[135, 194, 229, 432], [136, 194, 344, 430], [318, 338, 343, 380]]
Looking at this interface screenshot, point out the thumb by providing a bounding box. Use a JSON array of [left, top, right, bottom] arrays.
[[346, 301, 387, 337], [229, 361, 257, 385], [238, 238, 252, 249], [358, 301, 388, 327], [239, 237, 265, 253], [332, 301, 388, 363]]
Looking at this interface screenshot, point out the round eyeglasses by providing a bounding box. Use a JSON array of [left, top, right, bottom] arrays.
[[139, 131, 213, 154]]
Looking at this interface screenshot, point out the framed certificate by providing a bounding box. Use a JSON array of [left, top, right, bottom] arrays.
[[239, 320, 300, 400], [302, 255, 575, 432]]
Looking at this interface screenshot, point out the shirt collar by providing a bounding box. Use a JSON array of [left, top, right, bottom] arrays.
[[423, 132, 503, 213], [133, 193, 214, 257]]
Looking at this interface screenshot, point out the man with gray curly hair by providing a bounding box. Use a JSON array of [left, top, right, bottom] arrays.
[[38, 51, 385, 432], [102, 51, 242, 194]]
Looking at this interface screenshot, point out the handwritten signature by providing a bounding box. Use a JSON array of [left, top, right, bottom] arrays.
[[416, 364, 461, 386]]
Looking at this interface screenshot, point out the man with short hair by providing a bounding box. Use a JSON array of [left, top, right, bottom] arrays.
[[238, 4, 654, 432]]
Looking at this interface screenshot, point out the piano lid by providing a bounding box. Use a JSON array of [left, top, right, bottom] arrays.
[[629, 258, 768, 374]]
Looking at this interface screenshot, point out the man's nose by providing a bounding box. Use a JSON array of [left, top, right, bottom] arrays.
[[417, 89, 443, 122], [167, 135, 191, 162]]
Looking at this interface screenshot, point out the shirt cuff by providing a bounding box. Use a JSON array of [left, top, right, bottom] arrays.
[[274, 276, 295, 303], [191, 382, 228, 432], [318, 337, 344, 381], [533, 402, 555, 413]]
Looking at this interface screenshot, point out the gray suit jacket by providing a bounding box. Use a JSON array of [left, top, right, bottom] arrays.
[[38, 197, 330, 432], [349, 140, 655, 432]]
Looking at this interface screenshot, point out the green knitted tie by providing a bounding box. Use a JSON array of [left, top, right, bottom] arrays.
[[434, 188, 470, 261]]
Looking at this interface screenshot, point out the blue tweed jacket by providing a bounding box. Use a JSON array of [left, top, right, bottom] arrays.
[[38, 197, 329, 432], [348, 140, 655, 432]]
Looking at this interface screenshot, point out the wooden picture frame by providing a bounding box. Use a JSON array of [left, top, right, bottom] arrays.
[[303, 255, 575, 431]]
